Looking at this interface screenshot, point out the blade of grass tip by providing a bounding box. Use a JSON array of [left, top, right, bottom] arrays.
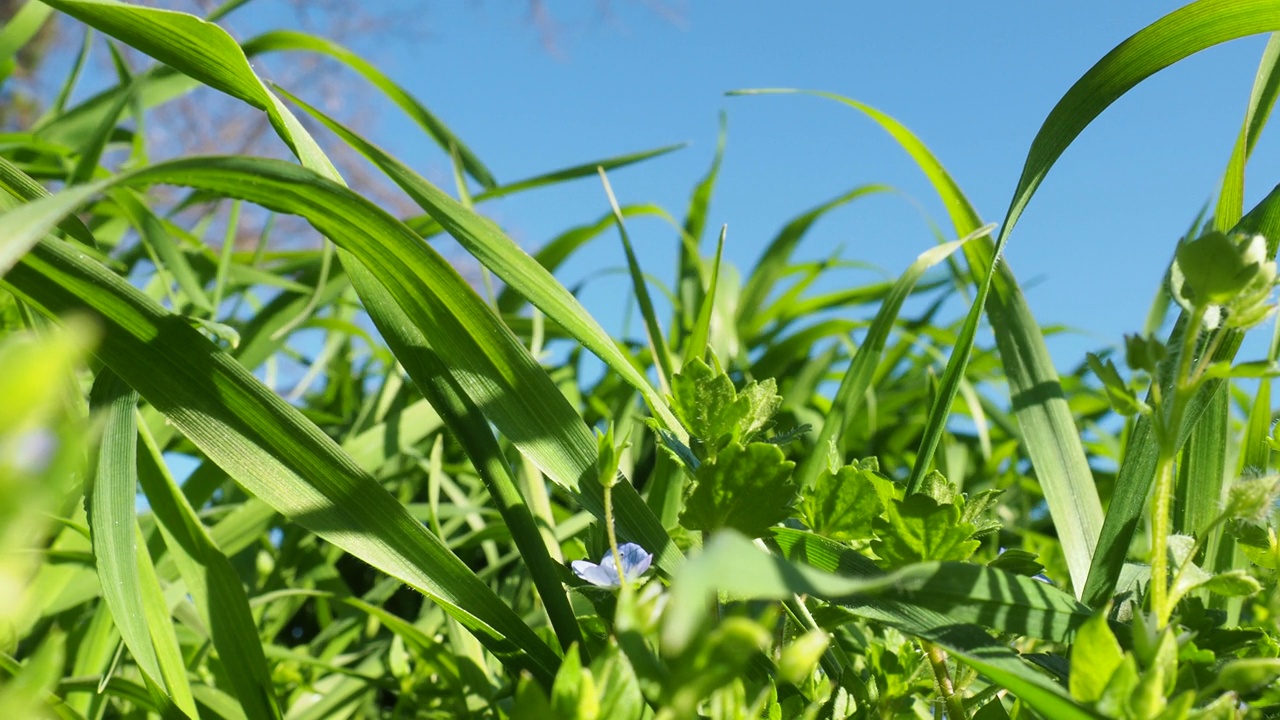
[[1084, 186, 1280, 607], [729, 88, 1104, 597], [209, 200, 239, 316], [495, 204, 671, 314], [87, 372, 197, 718], [1214, 33, 1280, 230], [737, 183, 896, 323], [682, 225, 726, 366], [600, 167, 676, 391], [473, 142, 686, 202], [238, 29, 497, 189], [675, 112, 726, 342], [795, 229, 988, 490], [50, 28, 93, 117]]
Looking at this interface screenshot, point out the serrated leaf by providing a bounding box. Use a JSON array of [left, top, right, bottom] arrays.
[[797, 465, 885, 542], [872, 494, 979, 566], [680, 442, 797, 537], [737, 378, 782, 440], [670, 357, 747, 444]]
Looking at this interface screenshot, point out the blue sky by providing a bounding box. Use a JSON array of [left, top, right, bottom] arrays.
[[293, 1, 1278, 369]]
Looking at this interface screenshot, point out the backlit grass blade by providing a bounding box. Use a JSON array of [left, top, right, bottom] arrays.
[[134, 420, 285, 720], [5, 237, 563, 685], [1214, 33, 1280, 230], [472, 143, 686, 202], [239, 30, 496, 189], [794, 230, 986, 490], [86, 372, 197, 718], [1084, 187, 1280, 606], [731, 88, 1104, 597], [278, 89, 684, 436], [495, 204, 671, 314], [600, 167, 677, 389], [998, 0, 1280, 250], [681, 225, 726, 365], [0, 0, 54, 82], [675, 114, 725, 339], [737, 184, 894, 324], [33, 0, 684, 576]]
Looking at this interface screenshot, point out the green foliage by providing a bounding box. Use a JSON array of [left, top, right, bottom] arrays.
[[3, 1, 1280, 718]]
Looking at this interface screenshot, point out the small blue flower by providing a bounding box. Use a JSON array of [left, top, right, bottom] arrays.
[[571, 543, 653, 588]]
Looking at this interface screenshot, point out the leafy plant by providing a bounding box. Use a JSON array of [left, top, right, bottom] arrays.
[[2, 1, 1280, 718]]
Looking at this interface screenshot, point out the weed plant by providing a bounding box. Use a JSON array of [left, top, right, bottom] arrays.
[[2, 1, 1280, 718]]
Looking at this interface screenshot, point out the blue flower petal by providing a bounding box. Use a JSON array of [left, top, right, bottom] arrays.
[[571, 543, 653, 588], [571, 560, 619, 587]]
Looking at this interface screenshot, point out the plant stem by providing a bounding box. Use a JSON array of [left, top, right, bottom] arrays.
[[1150, 309, 1204, 626], [604, 483, 627, 590], [922, 641, 966, 720]]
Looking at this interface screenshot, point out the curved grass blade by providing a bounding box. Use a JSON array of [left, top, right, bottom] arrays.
[[730, 88, 1104, 597], [770, 528, 1091, 643], [495, 204, 671, 314], [87, 372, 197, 718], [277, 88, 684, 436], [794, 230, 987, 489], [681, 225, 726, 365], [6, 237, 562, 685], [239, 30, 496, 189], [135, 419, 286, 720], [600, 167, 677, 389], [473, 143, 685, 202], [26, 0, 685, 580], [1215, 33, 1280, 230], [737, 183, 894, 323]]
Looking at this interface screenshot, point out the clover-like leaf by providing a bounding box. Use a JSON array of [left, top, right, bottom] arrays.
[[670, 357, 749, 447], [737, 378, 782, 440], [797, 465, 886, 542], [680, 442, 797, 537], [871, 494, 979, 567]]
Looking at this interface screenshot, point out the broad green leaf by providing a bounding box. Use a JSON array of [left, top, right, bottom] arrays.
[[1069, 609, 1124, 703], [872, 494, 979, 566], [797, 465, 885, 542], [669, 357, 748, 445], [680, 443, 797, 537]]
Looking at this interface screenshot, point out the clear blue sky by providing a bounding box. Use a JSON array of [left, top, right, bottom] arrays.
[[204, 3, 1280, 369]]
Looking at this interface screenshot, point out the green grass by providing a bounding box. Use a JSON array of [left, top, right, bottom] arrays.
[[2, 1, 1280, 718]]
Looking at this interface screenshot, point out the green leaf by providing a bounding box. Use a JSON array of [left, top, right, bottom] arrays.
[[1086, 353, 1149, 416], [670, 357, 748, 445], [680, 443, 797, 537], [1068, 608, 1124, 704], [988, 549, 1046, 578], [1201, 569, 1262, 597], [872, 494, 979, 566], [797, 465, 885, 542]]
